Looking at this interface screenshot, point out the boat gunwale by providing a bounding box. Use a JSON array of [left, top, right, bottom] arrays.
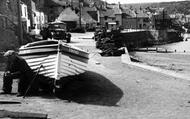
[[19, 44, 58, 50], [20, 50, 89, 60], [20, 42, 89, 55], [22, 40, 58, 47], [19, 51, 89, 60]]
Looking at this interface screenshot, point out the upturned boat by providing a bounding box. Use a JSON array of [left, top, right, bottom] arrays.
[[19, 40, 89, 88]]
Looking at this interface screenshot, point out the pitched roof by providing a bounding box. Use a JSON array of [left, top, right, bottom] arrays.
[[136, 10, 149, 18], [31, 0, 37, 11], [100, 9, 115, 18], [153, 12, 171, 19], [122, 8, 136, 17], [112, 6, 122, 14], [51, 0, 68, 6], [99, 4, 123, 18], [83, 6, 97, 11], [57, 7, 79, 22], [57, 7, 87, 24], [46, 0, 65, 7], [82, 7, 97, 23]]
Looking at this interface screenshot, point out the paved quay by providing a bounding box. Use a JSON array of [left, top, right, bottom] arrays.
[[0, 32, 190, 119]]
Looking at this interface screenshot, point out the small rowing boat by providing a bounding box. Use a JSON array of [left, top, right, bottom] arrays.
[[19, 40, 89, 88]]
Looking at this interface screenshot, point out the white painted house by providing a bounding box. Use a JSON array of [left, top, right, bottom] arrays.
[[30, 0, 46, 35], [21, 2, 30, 32]]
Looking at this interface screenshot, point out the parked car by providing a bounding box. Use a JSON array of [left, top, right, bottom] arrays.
[[40, 21, 71, 43]]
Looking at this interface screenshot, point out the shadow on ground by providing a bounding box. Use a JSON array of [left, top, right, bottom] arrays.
[[0, 69, 123, 106], [56, 71, 123, 106]]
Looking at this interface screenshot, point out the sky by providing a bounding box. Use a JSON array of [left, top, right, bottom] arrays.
[[105, 0, 186, 4]]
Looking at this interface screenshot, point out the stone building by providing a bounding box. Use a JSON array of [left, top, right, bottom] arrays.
[[151, 8, 171, 30], [0, 0, 18, 26], [21, 1, 30, 32], [122, 8, 137, 29], [99, 5, 122, 30], [122, 8, 151, 30], [0, 0, 19, 51]]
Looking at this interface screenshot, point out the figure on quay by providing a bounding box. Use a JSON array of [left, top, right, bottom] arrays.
[[1, 50, 54, 97]]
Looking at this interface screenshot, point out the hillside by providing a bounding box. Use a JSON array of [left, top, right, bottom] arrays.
[[51, 0, 104, 7], [123, 0, 190, 14]]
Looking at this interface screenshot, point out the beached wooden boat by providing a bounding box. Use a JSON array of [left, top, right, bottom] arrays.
[[19, 40, 89, 88]]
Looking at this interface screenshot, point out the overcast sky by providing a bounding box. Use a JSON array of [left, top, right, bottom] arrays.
[[105, 0, 186, 4]]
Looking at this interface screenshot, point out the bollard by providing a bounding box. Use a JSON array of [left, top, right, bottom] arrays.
[[156, 47, 158, 52], [175, 49, 176, 52]]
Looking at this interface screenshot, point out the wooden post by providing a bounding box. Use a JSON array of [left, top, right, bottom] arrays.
[[17, 0, 23, 45]]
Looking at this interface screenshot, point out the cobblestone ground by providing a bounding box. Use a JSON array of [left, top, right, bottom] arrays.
[[0, 33, 190, 119]]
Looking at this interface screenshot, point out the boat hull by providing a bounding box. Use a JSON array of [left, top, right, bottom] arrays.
[[19, 40, 89, 88]]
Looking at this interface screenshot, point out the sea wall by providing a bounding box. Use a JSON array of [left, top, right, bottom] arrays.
[[122, 30, 183, 50]]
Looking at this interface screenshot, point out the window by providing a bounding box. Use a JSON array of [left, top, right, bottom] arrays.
[[24, 7, 27, 17], [41, 15, 43, 22], [116, 21, 119, 25], [143, 18, 149, 22], [37, 24, 40, 29], [37, 16, 39, 22], [104, 16, 108, 20], [105, 22, 108, 28], [139, 24, 142, 29]]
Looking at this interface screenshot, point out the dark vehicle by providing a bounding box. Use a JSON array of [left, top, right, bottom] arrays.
[[40, 21, 71, 43]]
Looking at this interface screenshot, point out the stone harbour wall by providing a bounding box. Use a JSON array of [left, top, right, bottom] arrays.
[[122, 30, 183, 49]]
